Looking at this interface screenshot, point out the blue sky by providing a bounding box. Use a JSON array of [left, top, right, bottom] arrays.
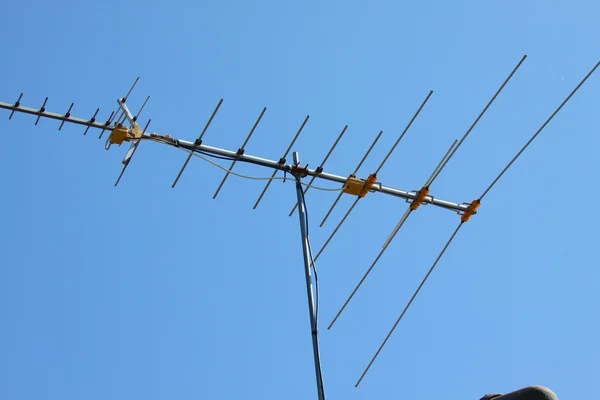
[[1, 1, 598, 399]]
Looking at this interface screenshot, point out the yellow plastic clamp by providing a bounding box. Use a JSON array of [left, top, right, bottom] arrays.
[[358, 173, 378, 198], [409, 186, 430, 211], [461, 199, 481, 223], [342, 175, 364, 196], [109, 125, 129, 145]]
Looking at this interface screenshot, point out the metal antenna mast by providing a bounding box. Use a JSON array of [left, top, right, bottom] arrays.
[[2, 55, 598, 396], [293, 151, 326, 400]]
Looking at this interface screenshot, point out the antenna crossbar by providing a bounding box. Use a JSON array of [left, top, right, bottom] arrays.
[[156, 136, 470, 213], [0, 101, 111, 131]]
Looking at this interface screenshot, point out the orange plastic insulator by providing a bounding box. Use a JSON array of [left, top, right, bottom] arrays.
[[342, 175, 363, 195], [461, 199, 481, 222], [358, 173, 378, 198], [109, 125, 129, 145], [409, 186, 430, 211]]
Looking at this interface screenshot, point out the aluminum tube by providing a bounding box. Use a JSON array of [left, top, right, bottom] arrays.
[[157, 135, 470, 213], [0, 99, 469, 213], [294, 153, 326, 400], [0, 102, 110, 130], [116, 99, 136, 126]]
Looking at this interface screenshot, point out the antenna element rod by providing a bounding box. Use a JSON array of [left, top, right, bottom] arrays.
[[480, 59, 600, 200], [355, 222, 464, 387]]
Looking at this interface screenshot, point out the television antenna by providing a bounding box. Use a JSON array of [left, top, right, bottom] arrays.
[[1, 55, 598, 398]]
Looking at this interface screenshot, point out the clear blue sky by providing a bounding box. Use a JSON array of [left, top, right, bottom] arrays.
[[1, 1, 598, 399]]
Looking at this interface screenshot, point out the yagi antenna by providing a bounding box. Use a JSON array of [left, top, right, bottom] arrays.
[[2, 55, 598, 397]]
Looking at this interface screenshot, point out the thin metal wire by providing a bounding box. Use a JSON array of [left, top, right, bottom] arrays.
[[381, 141, 457, 251], [319, 130, 383, 227], [384, 139, 456, 252], [480, 60, 600, 200], [35, 97, 48, 126], [289, 125, 348, 216], [134, 96, 151, 121], [374, 91, 434, 175], [213, 107, 266, 198], [83, 107, 99, 135], [313, 197, 359, 262], [326, 207, 411, 330], [123, 77, 140, 103], [281, 115, 310, 160], [426, 140, 458, 187], [253, 115, 309, 209], [171, 98, 223, 188], [312, 92, 435, 256], [381, 207, 413, 251], [356, 222, 464, 387], [444, 55, 527, 169]]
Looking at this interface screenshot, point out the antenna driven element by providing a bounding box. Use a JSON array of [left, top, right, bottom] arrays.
[[319, 130, 383, 227], [382, 139, 458, 250], [171, 98, 223, 188], [353, 59, 600, 387], [479, 59, 600, 200], [58, 103, 75, 130], [213, 107, 267, 198], [0, 98, 112, 132], [8, 93, 23, 119], [100, 77, 140, 139], [133, 96, 151, 122], [253, 115, 309, 209]]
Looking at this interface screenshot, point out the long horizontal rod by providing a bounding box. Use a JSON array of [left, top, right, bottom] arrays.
[[0, 99, 470, 213], [0, 101, 113, 130], [150, 135, 470, 213]]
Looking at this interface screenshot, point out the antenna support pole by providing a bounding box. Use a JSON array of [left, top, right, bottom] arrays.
[[293, 151, 326, 400]]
